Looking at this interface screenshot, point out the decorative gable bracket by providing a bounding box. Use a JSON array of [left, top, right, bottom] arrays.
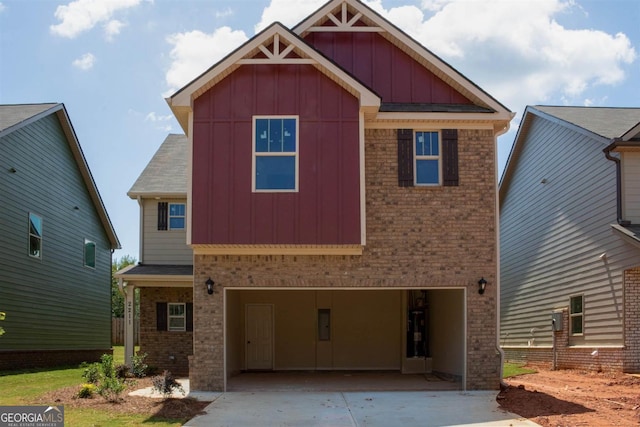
[[167, 22, 381, 133], [237, 33, 314, 65], [305, 2, 383, 33]]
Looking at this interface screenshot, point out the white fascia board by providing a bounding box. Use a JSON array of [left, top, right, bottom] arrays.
[[113, 263, 137, 278], [126, 192, 187, 200], [622, 122, 640, 141], [294, 0, 511, 116], [167, 23, 380, 113], [611, 224, 640, 250], [374, 111, 513, 123]]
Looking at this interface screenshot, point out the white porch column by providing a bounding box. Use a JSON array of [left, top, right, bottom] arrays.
[[119, 279, 135, 367]]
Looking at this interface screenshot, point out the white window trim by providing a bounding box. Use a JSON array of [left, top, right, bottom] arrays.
[[168, 302, 186, 332], [83, 238, 96, 269], [252, 115, 299, 193], [569, 294, 584, 336], [414, 130, 442, 186], [168, 203, 186, 230], [28, 212, 42, 259]]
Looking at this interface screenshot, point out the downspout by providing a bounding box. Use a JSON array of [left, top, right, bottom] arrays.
[[603, 139, 627, 225]]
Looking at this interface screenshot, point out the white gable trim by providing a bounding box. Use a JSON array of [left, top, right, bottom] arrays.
[[167, 22, 380, 133], [294, 0, 512, 118], [622, 122, 640, 142]]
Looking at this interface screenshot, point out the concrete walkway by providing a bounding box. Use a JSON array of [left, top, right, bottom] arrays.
[[183, 390, 540, 427]]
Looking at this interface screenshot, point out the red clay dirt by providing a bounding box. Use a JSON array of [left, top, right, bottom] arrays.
[[498, 367, 640, 426]]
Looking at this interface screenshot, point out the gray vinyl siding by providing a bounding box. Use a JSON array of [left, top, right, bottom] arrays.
[[622, 152, 640, 223], [0, 114, 112, 351], [141, 198, 192, 264], [500, 115, 639, 348]]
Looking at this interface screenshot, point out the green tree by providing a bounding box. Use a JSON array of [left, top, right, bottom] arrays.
[[0, 311, 5, 336], [111, 255, 136, 318]]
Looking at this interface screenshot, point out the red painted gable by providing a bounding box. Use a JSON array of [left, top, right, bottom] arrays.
[[191, 63, 361, 245], [305, 32, 471, 105]]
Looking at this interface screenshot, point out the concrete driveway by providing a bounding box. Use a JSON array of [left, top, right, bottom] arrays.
[[183, 391, 539, 427]]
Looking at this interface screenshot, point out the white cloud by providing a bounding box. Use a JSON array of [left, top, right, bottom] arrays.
[[420, 0, 453, 12], [50, 0, 141, 39], [104, 19, 125, 41], [165, 27, 248, 93], [368, 0, 635, 110], [72, 52, 96, 70], [255, 0, 323, 33], [145, 112, 173, 132], [145, 112, 173, 122], [0, 3, 5, 13], [215, 7, 233, 19], [163, 0, 636, 120]]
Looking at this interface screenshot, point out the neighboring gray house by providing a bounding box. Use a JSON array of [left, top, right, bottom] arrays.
[[500, 105, 640, 372], [0, 103, 120, 369]]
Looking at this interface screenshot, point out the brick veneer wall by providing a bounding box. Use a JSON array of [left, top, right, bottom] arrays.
[[190, 128, 500, 391], [504, 306, 629, 373], [0, 349, 110, 371], [139, 287, 193, 376], [624, 268, 640, 372]]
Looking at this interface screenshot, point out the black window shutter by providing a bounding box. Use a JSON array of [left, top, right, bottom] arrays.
[[157, 202, 168, 230], [186, 303, 193, 332], [442, 129, 459, 186], [156, 302, 167, 331], [397, 129, 414, 187]]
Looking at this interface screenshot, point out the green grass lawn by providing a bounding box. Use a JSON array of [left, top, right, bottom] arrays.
[[0, 346, 186, 426], [503, 362, 537, 378]]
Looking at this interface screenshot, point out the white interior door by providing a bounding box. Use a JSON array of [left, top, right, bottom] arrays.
[[246, 304, 274, 370]]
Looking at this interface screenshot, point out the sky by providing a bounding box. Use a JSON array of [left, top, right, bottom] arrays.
[[1, 0, 638, 261]]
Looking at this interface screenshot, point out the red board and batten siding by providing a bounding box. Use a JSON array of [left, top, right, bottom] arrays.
[[305, 32, 471, 104], [191, 64, 361, 245]]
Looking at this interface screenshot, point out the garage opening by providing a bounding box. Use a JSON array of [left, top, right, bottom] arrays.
[[224, 288, 464, 391]]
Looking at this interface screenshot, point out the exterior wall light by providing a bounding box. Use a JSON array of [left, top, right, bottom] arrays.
[[205, 277, 215, 295], [478, 278, 487, 295]]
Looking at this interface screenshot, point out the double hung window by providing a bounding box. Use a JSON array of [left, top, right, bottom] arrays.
[[398, 129, 458, 187], [253, 116, 298, 191], [157, 202, 185, 230], [414, 131, 440, 185], [570, 295, 584, 335], [169, 203, 185, 230], [168, 303, 186, 331]]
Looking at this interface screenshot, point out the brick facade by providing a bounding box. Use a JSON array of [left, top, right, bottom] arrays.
[[139, 287, 193, 376], [190, 128, 501, 391], [505, 272, 640, 373], [624, 268, 640, 372]]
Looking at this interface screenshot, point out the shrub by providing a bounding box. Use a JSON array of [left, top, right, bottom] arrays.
[[152, 370, 185, 398], [97, 376, 126, 402], [77, 383, 96, 399], [80, 354, 127, 402], [99, 354, 116, 378], [80, 362, 101, 384], [115, 364, 130, 379], [131, 352, 149, 378]]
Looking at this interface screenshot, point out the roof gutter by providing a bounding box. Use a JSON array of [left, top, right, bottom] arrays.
[[603, 138, 629, 226]]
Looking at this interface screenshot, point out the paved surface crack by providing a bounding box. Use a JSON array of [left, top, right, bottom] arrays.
[[340, 392, 359, 427]]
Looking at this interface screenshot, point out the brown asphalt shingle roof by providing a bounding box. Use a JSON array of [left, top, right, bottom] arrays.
[[0, 103, 58, 134], [128, 133, 188, 197], [533, 106, 640, 140]]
